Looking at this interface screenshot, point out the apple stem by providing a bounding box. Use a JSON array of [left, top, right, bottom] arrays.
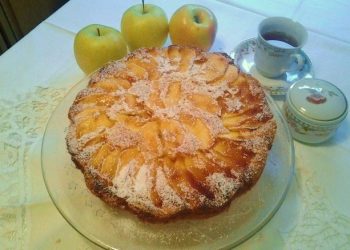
[[142, 0, 145, 14], [97, 27, 101, 36], [194, 15, 201, 24]]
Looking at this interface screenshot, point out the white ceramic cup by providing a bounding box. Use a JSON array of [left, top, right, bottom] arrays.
[[254, 17, 308, 78]]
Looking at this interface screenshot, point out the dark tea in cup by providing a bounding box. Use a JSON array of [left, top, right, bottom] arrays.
[[254, 17, 308, 78]]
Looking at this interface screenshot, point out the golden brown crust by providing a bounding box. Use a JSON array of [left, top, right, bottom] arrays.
[[66, 46, 277, 222]]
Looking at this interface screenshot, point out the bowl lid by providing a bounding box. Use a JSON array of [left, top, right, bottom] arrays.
[[287, 79, 348, 122]]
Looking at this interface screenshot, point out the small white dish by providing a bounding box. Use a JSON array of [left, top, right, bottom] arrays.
[[284, 78, 348, 144], [230, 38, 314, 96]]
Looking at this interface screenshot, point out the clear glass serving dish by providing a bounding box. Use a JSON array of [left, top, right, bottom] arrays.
[[42, 75, 295, 250]]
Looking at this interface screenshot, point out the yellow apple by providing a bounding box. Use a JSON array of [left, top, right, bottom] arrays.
[[74, 24, 127, 74], [121, 4, 168, 51], [169, 4, 217, 51]]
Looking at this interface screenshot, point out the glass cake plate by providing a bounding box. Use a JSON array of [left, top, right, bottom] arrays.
[[41, 75, 295, 250]]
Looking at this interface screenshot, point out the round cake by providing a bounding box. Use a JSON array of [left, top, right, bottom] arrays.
[[66, 46, 277, 222]]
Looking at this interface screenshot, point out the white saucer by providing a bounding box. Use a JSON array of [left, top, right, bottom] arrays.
[[230, 38, 314, 96]]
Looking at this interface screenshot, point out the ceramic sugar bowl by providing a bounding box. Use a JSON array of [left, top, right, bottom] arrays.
[[284, 78, 348, 144]]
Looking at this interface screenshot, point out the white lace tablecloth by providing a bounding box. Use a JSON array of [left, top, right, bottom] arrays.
[[0, 0, 349, 249]]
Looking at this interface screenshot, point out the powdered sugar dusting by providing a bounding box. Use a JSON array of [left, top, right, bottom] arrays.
[[107, 101, 133, 118], [90, 60, 127, 83], [225, 97, 243, 112], [154, 100, 228, 138], [206, 172, 240, 206], [255, 102, 272, 121], [179, 182, 206, 205], [175, 129, 201, 154], [66, 125, 79, 155], [76, 87, 105, 100], [66, 46, 277, 221], [134, 164, 151, 195], [111, 160, 137, 198], [107, 124, 140, 148], [157, 54, 178, 74], [248, 79, 263, 97], [128, 79, 151, 102], [77, 127, 105, 148], [162, 129, 178, 143], [154, 106, 180, 120], [75, 143, 103, 166], [129, 48, 153, 64], [156, 167, 185, 210]]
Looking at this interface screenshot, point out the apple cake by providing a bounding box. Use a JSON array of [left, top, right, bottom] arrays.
[[66, 45, 277, 222]]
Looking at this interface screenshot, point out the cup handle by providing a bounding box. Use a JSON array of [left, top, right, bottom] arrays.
[[289, 53, 305, 72]]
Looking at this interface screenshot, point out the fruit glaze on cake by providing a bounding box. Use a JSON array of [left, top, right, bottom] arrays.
[[66, 46, 277, 222]]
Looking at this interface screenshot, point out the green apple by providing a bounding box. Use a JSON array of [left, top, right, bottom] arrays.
[[169, 4, 217, 51], [121, 4, 168, 51], [74, 24, 127, 74]]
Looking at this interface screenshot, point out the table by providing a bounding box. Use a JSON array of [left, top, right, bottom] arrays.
[[1, 0, 349, 249]]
